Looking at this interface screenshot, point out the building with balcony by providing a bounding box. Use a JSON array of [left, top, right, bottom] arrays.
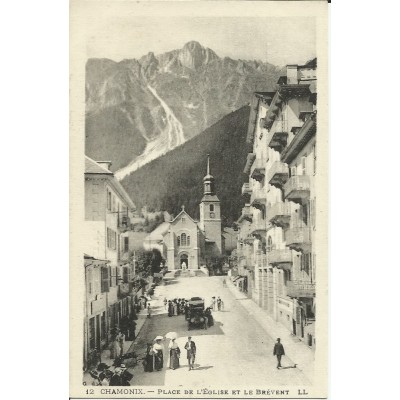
[[235, 59, 317, 347]]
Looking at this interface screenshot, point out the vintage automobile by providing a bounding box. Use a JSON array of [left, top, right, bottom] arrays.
[[188, 308, 208, 330], [187, 297, 207, 330]]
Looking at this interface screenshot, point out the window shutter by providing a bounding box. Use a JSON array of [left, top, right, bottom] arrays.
[[101, 267, 110, 293]]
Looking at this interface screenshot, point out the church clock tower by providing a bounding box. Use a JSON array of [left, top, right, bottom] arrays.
[[199, 155, 222, 255]]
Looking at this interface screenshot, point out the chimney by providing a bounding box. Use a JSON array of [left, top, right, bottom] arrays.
[[286, 65, 298, 84], [97, 161, 112, 171]]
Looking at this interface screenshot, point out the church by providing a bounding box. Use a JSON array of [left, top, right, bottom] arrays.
[[162, 156, 223, 270]]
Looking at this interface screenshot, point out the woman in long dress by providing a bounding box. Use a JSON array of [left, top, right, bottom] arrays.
[[168, 301, 174, 317], [152, 339, 164, 371], [109, 335, 121, 359], [143, 343, 154, 372], [168, 339, 180, 370]]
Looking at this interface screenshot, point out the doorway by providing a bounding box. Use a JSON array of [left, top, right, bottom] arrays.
[[180, 253, 189, 270]]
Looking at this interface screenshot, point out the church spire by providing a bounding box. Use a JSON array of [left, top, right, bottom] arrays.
[[203, 154, 215, 195]]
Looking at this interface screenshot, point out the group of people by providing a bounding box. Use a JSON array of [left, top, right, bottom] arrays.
[[164, 298, 189, 318], [210, 296, 224, 311], [90, 362, 133, 386], [143, 336, 197, 372]]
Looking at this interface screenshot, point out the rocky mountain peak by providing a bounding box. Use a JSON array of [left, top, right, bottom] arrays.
[[178, 41, 218, 70]]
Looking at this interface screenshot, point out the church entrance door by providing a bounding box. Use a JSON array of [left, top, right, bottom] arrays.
[[179, 253, 189, 270]]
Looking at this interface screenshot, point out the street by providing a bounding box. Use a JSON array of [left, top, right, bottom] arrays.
[[129, 274, 312, 387]]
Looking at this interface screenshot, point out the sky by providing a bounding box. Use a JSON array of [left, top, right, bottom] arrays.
[[86, 15, 316, 67]]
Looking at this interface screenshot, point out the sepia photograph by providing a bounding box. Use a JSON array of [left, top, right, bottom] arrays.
[[70, 1, 328, 398]]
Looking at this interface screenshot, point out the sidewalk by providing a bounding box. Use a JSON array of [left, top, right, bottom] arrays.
[[82, 311, 149, 385], [226, 279, 315, 384]]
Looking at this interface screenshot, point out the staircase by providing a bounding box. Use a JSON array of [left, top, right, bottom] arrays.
[[174, 269, 208, 278]]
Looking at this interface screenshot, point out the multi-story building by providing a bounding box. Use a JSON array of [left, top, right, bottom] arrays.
[[84, 156, 138, 369], [236, 59, 317, 347]]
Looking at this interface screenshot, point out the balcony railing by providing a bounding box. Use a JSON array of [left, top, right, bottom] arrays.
[[285, 226, 311, 252], [250, 159, 266, 182], [267, 161, 289, 188], [286, 280, 315, 298], [117, 214, 131, 231], [267, 202, 291, 228], [284, 175, 310, 204], [238, 204, 253, 223], [241, 182, 252, 197], [250, 219, 267, 235], [267, 120, 288, 151], [250, 187, 267, 210], [268, 248, 293, 267], [244, 153, 256, 174]]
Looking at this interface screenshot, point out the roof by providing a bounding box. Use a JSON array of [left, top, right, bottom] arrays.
[[201, 194, 220, 202], [145, 222, 171, 241], [170, 209, 198, 225], [85, 156, 113, 175]]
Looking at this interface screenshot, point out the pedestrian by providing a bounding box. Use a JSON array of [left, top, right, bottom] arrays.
[[120, 315, 129, 338], [143, 343, 154, 372], [116, 329, 125, 356], [152, 339, 164, 371], [109, 332, 121, 360], [147, 304, 152, 319], [217, 296, 222, 311], [211, 296, 216, 311], [184, 336, 196, 370], [129, 319, 137, 340], [168, 338, 181, 370], [273, 338, 285, 369], [109, 367, 123, 386], [168, 300, 174, 317], [173, 300, 178, 316], [164, 297, 168, 310], [120, 364, 133, 386]]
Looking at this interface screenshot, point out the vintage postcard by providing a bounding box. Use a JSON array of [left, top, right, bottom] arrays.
[[70, 1, 328, 398]]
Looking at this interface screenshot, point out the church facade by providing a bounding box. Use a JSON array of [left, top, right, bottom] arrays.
[[162, 156, 223, 270]]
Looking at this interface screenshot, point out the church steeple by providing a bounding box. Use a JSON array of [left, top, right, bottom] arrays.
[[203, 154, 215, 195]]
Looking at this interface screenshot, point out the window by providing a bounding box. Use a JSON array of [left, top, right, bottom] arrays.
[[210, 204, 214, 212], [301, 155, 307, 175], [181, 233, 187, 246], [311, 198, 316, 228], [107, 228, 117, 250], [312, 144, 316, 174], [266, 236, 273, 252], [177, 236, 180, 246], [187, 236, 191, 246], [123, 266, 129, 283], [301, 253, 311, 274], [107, 191, 111, 210], [124, 237, 129, 252], [181, 217, 186, 223], [88, 269, 93, 294], [290, 166, 297, 177], [100, 312, 106, 340]]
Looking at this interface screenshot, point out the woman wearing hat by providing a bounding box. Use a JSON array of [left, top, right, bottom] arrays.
[[168, 338, 181, 370], [152, 338, 164, 371]]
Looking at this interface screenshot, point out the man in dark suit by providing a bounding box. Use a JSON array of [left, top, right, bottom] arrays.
[[184, 336, 196, 370], [273, 338, 285, 369]]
